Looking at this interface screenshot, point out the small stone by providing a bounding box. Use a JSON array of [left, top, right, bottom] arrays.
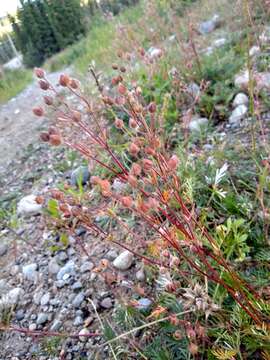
[[229, 104, 248, 124], [72, 281, 83, 291], [198, 14, 220, 34], [55, 280, 65, 288], [73, 316, 84, 326], [100, 297, 113, 309], [135, 298, 152, 311], [234, 70, 249, 89], [136, 268, 146, 282], [22, 263, 38, 281], [0, 243, 8, 257], [15, 309, 25, 321], [189, 117, 209, 132], [113, 250, 134, 270], [33, 292, 43, 306], [36, 313, 48, 325], [57, 251, 68, 262], [71, 166, 90, 187], [212, 38, 226, 48], [232, 93, 249, 108], [57, 261, 75, 280], [48, 258, 60, 275], [17, 195, 42, 216], [187, 83, 200, 99], [50, 319, 62, 331], [105, 249, 118, 261], [80, 261, 94, 273], [79, 328, 90, 342], [40, 292, 50, 306], [29, 323, 37, 331], [7, 287, 24, 305], [72, 292, 85, 308], [249, 46, 260, 57]]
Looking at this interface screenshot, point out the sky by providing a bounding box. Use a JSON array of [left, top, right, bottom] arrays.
[[0, 0, 20, 18]]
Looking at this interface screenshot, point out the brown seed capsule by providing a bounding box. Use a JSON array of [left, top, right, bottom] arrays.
[[120, 66, 126, 73], [48, 126, 59, 135], [188, 343, 199, 355], [59, 74, 70, 87], [118, 83, 127, 95], [72, 110, 81, 123], [102, 96, 114, 106], [40, 132, 50, 142], [44, 95, 53, 106], [35, 195, 44, 204], [70, 78, 79, 89], [33, 107, 44, 117], [142, 159, 153, 171], [148, 102, 157, 113], [34, 67, 45, 78], [39, 79, 50, 90], [129, 118, 137, 128], [114, 118, 124, 129], [129, 143, 140, 156], [121, 196, 133, 207], [49, 134, 62, 146], [112, 63, 118, 70]]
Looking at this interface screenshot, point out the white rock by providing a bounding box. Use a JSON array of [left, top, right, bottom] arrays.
[[212, 38, 226, 48], [148, 47, 162, 59], [113, 250, 134, 270], [189, 117, 209, 132], [198, 14, 220, 34], [249, 46, 260, 57], [22, 263, 38, 282], [7, 287, 24, 305], [79, 328, 90, 342], [17, 195, 42, 216], [187, 83, 200, 99], [232, 93, 249, 108], [229, 104, 248, 124], [259, 26, 270, 44], [234, 70, 250, 89]]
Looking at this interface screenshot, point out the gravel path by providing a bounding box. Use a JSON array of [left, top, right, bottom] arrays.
[[0, 69, 71, 169]]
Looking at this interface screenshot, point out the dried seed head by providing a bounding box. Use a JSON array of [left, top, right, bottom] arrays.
[[173, 330, 182, 340], [59, 74, 70, 87], [35, 195, 44, 204], [112, 63, 118, 70], [49, 134, 62, 146], [33, 106, 44, 117], [72, 110, 82, 123], [118, 83, 127, 95], [121, 196, 133, 208], [90, 176, 101, 185], [111, 77, 119, 86], [39, 79, 50, 91], [145, 147, 155, 156], [129, 143, 140, 156], [99, 180, 111, 197], [51, 189, 63, 200], [115, 96, 125, 106], [120, 66, 126, 73], [129, 118, 137, 128], [34, 67, 45, 78], [142, 159, 153, 171], [70, 78, 80, 89], [138, 48, 145, 56], [131, 163, 142, 176], [44, 95, 53, 106], [102, 96, 114, 106], [40, 132, 50, 142], [188, 343, 198, 355], [48, 126, 59, 135], [127, 174, 138, 188], [114, 118, 124, 129], [148, 102, 157, 113], [168, 155, 179, 171]]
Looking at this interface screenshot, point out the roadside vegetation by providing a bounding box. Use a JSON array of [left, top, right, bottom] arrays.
[[1, 0, 270, 358]]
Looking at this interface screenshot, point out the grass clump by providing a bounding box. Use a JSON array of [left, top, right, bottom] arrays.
[[0, 69, 32, 104]]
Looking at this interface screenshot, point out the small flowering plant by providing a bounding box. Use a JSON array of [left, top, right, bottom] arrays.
[[33, 58, 267, 328]]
